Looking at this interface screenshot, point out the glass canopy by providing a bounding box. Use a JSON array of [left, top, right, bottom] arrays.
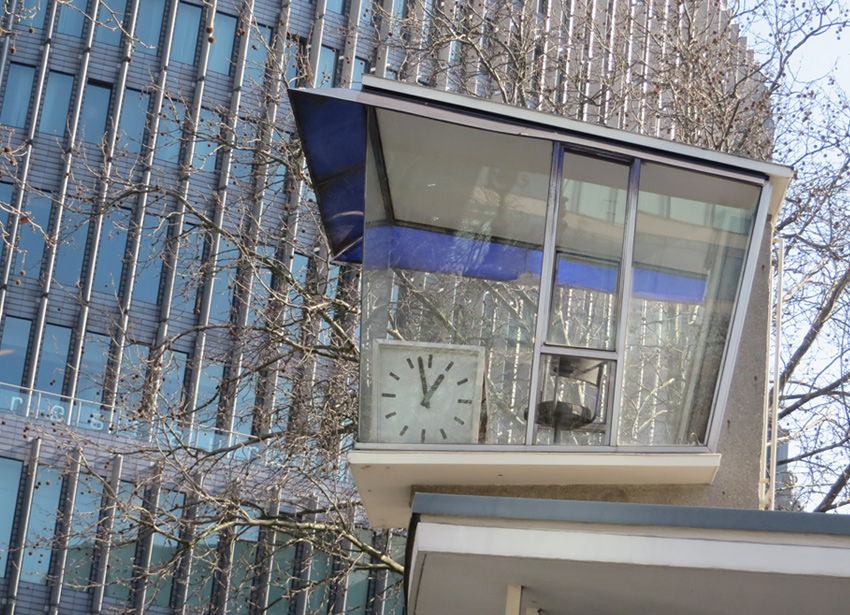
[[289, 82, 779, 451]]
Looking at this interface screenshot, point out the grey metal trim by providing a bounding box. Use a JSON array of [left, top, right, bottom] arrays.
[[4, 438, 41, 615], [410, 492, 850, 537], [537, 345, 618, 361]]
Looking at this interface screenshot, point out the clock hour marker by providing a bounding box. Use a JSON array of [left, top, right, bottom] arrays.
[[445, 361, 454, 371], [456, 378, 468, 386], [389, 372, 400, 380], [407, 358, 414, 369], [421, 429, 426, 443], [440, 429, 447, 440], [382, 393, 396, 398], [400, 425, 409, 436], [453, 416, 465, 425], [458, 399, 472, 404], [385, 412, 397, 419], [428, 354, 433, 368]]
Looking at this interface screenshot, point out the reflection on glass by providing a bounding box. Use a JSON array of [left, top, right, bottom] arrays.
[[170, 2, 202, 65], [54, 204, 89, 287], [0, 457, 23, 578], [534, 354, 612, 445], [361, 111, 552, 445], [95, 0, 127, 46], [39, 72, 75, 136], [80, 82, 112, 144], [548, 153, 628, 350], [36, 323, 72, 395], [148, 490, 185, 607], [16, 195, 52, 278], [136, 0, 166, 51], [21, 466, 62, 584], [119, 89, 150, 154], [0, 316, 32, 387], [0, 64, 35, 128], [619, 163, 759, 446], [64, 473, 101, 590], [93, 207, 129, 295], [208, 13, 238, 75], [57, 0, 87, 36], [104, 481, 142, 599]]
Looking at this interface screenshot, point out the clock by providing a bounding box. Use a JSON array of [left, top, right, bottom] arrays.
[[373, 340, 485, 444]]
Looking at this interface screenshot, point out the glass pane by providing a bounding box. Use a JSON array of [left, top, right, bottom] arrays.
[[148, 491, 185, 606], [16, 195, 52, 278], [316, 46, 338, 87], [0, 183, 11, 259], [76, 332, 111, 430], [619, 163, 761, 446], [64, 473, 101, 590], [351, 57, 369, 87], [21, 0, 47, 30], [158, 350, 188, 410], [170, 2, 202, 65], [54, 204, 89, 287], [184, 533, 215, 607], [267, 534, 296, 614], [133, 214, 165, 304], [171, 224, 202, 320], [104, 481, 142, 599], [192, 108, 219, 172], [80, 82, 113, 144], [327, 0, 345, 13], [284, 38, 301, 87], [119, 88, 150, 154], [36, 324, 73, 395], [21, 466, 63, 584], [0, 316, 32, 387], [362, 111, 552, 445], [135, 0, 166, 51], [547, 153, 628, 350], [96, 0, 127, 45], [243, 25, 271, 87], [230, 535, 258, 614], [194, 361, 223, 449], [155, 99, 185, 164], [57, 0, 87, 37], [39, 72, 75, 136], [115, 343, 150, 425], [208, 13, 237, 75], [0, 458, 22, 578], [208, 236, 236, 323], [1, 64, 36, 128], [93, 207, 129, 296], [534, 354, 612, 445]]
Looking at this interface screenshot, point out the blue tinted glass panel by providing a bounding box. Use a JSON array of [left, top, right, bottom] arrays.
[[22, 0, 47, 30], [21, 466, 63, 584], [54, 205, 89, 287], [352, 57, 369, 87], [170, 2, 202, 65], [57, 0, 88, 36], [230, 538, 257, 615], [104, 482, 142, 599], [135, 0, 166, 51], [243, 25, 271, 87], [208, 13, 237, 75], [17, 195, 52, 278], [268, 534, 295, 613], [80, 82, 112, 144], [116, 343, 149, 412], [184, 534, 214, 607], [134, 215, 164, 304], [192, 108, 218, 172], [76, 332, 110, 409], [64, 473, 100, 589], [148, 491, 184, 606], [119, 89, 149, 154], [0, 184, 13, 255], [39, 72, 75, 136], [0, 458, 22, 578], [195, 361, 223, 427], [159, 350, 187, 408], [155, 100, 185, 164], [171, 225, 202, 320], [0, 317, 32, 387], [93, 208, 129, 295], [1, 64, 35, 128], [360, 0, 373, 24], [317, 46, 338, 87], [327, 0, 345, 13], [284, 39, 301, 87], [209, 237, 236, 323], [36, 324, 72, 395], [96, 0, 127, 45]]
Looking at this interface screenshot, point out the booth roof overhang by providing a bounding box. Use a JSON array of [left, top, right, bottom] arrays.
[[406, 493, 850, 615], [288, 75, 792, 266]]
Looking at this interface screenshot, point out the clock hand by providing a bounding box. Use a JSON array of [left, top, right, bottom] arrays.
[[417, 356, 429, 400], [421, 373, 445, 408]]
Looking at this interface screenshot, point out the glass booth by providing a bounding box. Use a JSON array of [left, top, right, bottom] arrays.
[[290, 80, 786, 453]]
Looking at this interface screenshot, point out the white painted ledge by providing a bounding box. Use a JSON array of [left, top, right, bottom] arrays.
[[349, 450, 721, 527]]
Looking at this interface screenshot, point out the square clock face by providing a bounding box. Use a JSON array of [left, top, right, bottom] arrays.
[[373, 340, 485, 444]]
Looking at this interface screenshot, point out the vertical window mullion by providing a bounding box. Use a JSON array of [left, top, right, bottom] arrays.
[[525, 143, 564, 445], [609, 158, 641, 447]]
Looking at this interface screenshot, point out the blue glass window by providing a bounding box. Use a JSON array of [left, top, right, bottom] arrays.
[[0, 317, 32, 387], [148, 491, 184, 606], [327, 0, 345, 14], [57, 0, 88, 37], [208, 13, 237, 75], [230, 528, 259, 614], [116, 343, 149, 412], [22, 0, 47, 30], [195, 361, 223, 425], [159, 350, 188, 408], [155, 100, 186, 164], [96, 0, 127, 46], [170, 224, 202, 320], [80, 81, 112, 144], [0, 458, 22, 578], [1, 64, 35, 128], [63, 473, 101, 589], [135, 0, 166, 52], [76, 332, 110, 430], [317, 46, 339, 87], [36, 324, 72, 395], [17, 195, 52, 278], [268, 534, 296, 613], [21, 465, 63, 584], [119, 88, 150, 154], [208, 236, 236, 323], [170, 2, 202, 65], [0, 183, 13, 254], [134, 215, 165, 304], [352, 57, 370, 87], [192, 108, 219, 172], [243, 24, 272, 87], [284, 38, 302, 87], [39, 72, 75, 136], [104, 481, 142, 599], [54, 203, 89, 288], [93, 208, 129, 295]]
